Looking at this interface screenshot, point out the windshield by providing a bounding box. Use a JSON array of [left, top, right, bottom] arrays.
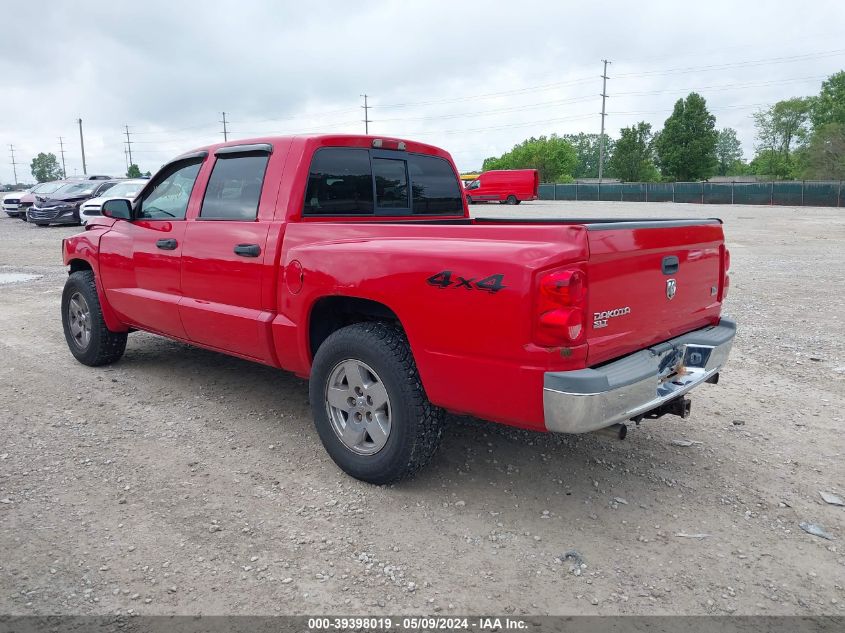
[[102, 181, 144, 198], [32, 182, 64, 194], [52, 182, 96, 197]]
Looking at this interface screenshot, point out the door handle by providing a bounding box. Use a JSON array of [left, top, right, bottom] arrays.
[[662, 256, 679, 275], [234, 243, 261, 257], [156, 238, 178, 250]]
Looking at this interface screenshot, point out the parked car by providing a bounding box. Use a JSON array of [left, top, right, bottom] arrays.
[[13, 181, 67, 220], [28, 180, 118, 226], [80, 179, 146, 225], [3, 191, 23, 217], [4, 181, 62, 217], [61, 134, 734, 484], [464, 169, 539, 205]]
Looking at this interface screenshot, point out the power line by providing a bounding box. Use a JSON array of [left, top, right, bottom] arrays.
[[598, 59, 611, 183], [58, 137, 67, 178], [372, 75, 598, 110], [9, 145, 19, 184], [613, 48, 845, 79], [374, 95, 597, 123], [124, 125, 134, 167], [220, 112, 229, 142], [361, 94, 371, 134]]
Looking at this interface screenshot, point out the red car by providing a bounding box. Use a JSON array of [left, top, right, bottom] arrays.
[[464, 169, 539, 205], [61, 134, 734, 484]]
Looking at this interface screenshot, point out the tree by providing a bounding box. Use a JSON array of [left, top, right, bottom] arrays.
[[482, 134, 577, 182], [606, 122, 659, 182], [30, 152, 63, 183], [126, 163, 142, 178], [810, 71, 845, 130], [562, 133, 614, 179], [653, 92, 718, 181], [715, 128, 744, 176], [802, 123, 845, 180], [752, 98, 811, 178]]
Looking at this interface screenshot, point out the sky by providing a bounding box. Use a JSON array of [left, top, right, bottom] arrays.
[[1, 0, 844, 183]]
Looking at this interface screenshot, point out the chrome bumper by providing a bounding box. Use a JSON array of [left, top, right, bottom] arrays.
[[543, 318, 736, 434]]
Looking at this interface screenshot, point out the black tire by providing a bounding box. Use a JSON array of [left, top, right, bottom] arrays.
[[506, 195, 518, 205], [309, 322, 445, 484], [61, 270, 127, 366], [466, 195, 473, 205], [21, 212, 28, 222], [34, 223, 49, 227]]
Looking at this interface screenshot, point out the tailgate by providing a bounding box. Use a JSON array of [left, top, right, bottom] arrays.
[[586, 220, 726, 365]]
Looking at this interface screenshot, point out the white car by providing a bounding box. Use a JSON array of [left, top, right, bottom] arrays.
[[80, 179, 147, 225], [3, 191, 25, 216]]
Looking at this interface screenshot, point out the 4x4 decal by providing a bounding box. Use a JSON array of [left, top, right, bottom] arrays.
[[427, 270, 506, 293]]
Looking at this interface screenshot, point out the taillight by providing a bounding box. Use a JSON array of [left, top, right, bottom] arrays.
[[724, 249, 731, 272], [534, 269, 587, 347], [722, 248, 731, 299]]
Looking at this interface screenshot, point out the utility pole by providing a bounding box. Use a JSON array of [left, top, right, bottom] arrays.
[[598, 59, 611, 183], [361, 94, 372, 134], [220, 112, 229, 142], [77, 118, 87, 175], [58, 137, 67, 178], [9, 144, 19, 184], [124, 125, 134, 168]]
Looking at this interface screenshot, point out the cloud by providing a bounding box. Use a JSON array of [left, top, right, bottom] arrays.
[[1, 0, 843, 181]]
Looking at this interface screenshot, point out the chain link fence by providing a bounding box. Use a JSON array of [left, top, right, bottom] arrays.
[[538, 181, 844, 207]]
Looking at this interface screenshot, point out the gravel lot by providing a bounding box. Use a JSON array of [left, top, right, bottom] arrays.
[[0, 201, 843, 616]]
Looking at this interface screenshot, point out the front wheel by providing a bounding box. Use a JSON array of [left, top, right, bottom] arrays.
[[61, 271, 127, 366], [466, 195, 473, 205], [309, 322, 445, 484]]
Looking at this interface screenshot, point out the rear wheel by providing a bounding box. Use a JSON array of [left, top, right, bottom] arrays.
[[506, 195, 518, 205], [61, 271, 127, 366], [309, 322, 445, 484]]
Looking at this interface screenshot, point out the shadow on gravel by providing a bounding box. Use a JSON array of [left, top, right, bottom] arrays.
[[114, 332, 710, 500]]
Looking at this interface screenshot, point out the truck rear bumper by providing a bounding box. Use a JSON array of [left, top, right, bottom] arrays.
[[543, 318, 736, 434]]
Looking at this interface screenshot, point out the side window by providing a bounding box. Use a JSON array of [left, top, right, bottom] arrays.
[[466, 179, 480, 190], [95, 182, 117, 197], [303, 148, 374, 215], [139, 161, 202, 220], [200, 154, 269, 220], [373, 158, 409, 209], [408, 154, 464, 214]]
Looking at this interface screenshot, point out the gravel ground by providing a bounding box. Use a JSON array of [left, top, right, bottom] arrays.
[[0, 201, 843, 616]]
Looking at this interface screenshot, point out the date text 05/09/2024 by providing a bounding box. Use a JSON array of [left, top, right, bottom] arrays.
[[306, 616, 528, 631]]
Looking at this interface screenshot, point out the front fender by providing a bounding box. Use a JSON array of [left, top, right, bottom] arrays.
[[63, 230, 129, 333]]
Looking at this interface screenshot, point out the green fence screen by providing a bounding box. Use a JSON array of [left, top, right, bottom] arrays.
[[534, 181, 842, 207]]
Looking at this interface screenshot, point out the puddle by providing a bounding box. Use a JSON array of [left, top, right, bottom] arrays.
[[0, 273, 43, 285]]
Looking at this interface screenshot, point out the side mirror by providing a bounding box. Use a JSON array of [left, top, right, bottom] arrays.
[[102, 198, 132, 220]]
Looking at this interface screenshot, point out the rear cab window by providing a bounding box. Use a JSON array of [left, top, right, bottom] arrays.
[[303, 147, 463, 217]]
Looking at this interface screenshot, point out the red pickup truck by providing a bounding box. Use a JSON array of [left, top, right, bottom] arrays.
[[61, 134, 735, 484]]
